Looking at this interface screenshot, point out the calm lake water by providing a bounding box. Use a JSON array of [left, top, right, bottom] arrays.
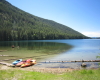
[[0, 39, 100, 69], [43, 39, 100, 61]]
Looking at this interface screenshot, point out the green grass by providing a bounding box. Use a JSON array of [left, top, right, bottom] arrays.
[[0, 69, 100, 80]]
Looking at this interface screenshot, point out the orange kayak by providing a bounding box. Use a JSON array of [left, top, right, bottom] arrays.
[[21, 59, 36, 68], [16, 59, 32, 67]]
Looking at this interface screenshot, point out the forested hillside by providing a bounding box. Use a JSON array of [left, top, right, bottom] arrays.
[[0, 0, 89, 41]]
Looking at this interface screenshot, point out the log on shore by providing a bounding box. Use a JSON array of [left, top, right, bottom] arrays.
[[40, 60, 100, 63], [0, 62, 15, 67]]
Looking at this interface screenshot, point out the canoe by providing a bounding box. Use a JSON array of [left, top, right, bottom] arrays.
[[12, 59, 22, 65], [16, 59, 32, 67], [21, 59, 36, 68]]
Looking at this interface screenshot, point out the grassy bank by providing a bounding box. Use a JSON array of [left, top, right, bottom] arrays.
[[0, 68, 100, 80]]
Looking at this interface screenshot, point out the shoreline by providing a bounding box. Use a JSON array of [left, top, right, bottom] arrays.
[[0, 65, 99, 74]]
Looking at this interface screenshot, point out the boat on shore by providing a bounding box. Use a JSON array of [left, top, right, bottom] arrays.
[[12, 59, 22, 65], [21, 60, 36, 68], [16, 59, 32, 67]]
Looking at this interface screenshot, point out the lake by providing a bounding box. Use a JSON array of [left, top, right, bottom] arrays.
[[0, 39, 100, 69]]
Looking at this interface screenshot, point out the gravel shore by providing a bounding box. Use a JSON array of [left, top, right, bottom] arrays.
[[0, 65, 76, 74]]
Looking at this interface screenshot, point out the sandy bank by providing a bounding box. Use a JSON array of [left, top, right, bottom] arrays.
[[0, 65, 76, 74]]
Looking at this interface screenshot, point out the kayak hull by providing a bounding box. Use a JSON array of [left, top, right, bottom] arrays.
[[21, 63, 33, 68]]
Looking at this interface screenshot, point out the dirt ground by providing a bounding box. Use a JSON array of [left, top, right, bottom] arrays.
[[0, 65, 76, 74]]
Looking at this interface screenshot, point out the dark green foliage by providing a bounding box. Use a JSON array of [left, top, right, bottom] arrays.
[[0, 0, 89, 41]]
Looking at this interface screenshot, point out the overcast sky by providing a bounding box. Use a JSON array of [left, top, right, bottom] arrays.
[[6, 0, 100, 37]]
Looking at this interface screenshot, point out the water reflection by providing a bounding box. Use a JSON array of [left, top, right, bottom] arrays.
[[0, 41, 72, 61]]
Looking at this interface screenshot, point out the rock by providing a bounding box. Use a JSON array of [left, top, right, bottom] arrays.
[[81, 63, 87, 67]]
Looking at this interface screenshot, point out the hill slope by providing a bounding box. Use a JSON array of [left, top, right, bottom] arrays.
[[0, 0, 89, 41]]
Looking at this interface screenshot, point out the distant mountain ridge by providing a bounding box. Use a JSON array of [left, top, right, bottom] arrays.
[[0, 0, 89, 41]]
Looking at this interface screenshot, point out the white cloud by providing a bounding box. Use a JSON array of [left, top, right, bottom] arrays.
[[82, 32, 100, 37]]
